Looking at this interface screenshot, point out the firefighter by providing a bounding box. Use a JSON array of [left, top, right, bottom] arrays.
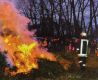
[[78, 32, 88, 71]]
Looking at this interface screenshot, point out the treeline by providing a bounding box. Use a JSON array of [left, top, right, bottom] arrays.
[[16, 0, 98, 39]]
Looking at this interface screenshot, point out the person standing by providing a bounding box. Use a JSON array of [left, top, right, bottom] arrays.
[[78, 32, 89, 71]]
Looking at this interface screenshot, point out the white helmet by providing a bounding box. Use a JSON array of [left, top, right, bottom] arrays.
[[80, 31, 87, 37]]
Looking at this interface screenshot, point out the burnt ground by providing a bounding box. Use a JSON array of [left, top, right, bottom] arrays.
[[1, 53, 98, 80]]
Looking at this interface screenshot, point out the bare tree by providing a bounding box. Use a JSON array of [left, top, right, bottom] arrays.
[[15, 0, 98, 40]]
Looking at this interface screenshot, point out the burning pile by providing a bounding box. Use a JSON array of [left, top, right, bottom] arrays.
[[0, 1, 56, 75]]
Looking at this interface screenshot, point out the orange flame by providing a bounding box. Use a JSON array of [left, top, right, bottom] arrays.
[[0, 1, 56, 75]]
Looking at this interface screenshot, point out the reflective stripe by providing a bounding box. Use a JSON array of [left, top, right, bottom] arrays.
[[78, 54, 87, 57], [82, 64, 86, 66], [78, 61, 83, 63], [76, 48, 79, 51]]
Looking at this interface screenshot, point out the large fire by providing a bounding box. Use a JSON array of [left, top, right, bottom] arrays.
[[0, 1, 56, 75]]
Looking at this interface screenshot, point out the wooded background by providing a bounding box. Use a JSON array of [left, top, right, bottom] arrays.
[[14, 0, 98, 40]]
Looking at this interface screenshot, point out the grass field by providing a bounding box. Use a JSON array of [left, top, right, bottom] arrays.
[[0, 52, 98, 80]]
